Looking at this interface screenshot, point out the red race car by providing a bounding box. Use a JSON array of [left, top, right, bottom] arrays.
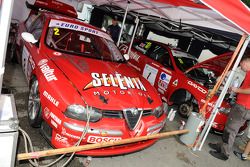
[[119, 39, 242, 132], [15, 1, 166, 156]]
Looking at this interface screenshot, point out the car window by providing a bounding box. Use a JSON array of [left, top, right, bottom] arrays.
[[28, 15, 44, 33], [25, 14, 44, 41], [25, 14, 38, 30], [148, 45, 173, 69], [45, 19, 124, 62], [133, 40, 153, 54]]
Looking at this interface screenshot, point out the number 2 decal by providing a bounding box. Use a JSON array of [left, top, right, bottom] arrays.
[[53, 28, 60, 35]]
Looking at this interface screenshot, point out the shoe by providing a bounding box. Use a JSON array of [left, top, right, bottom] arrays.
[[233, 151, 247, 161], [208, 143, 221, 152], [209, 150, 229, 161]]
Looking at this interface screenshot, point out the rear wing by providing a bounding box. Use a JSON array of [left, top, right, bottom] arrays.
[[26, 0, 77, 18]]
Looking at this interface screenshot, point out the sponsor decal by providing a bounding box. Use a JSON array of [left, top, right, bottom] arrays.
[[201, 99, 215, 107], [61, 127, 81, 140], [162, 68, 172, 74], [128, 62, 141, 72], [51, 120, 58, 128], [44, 107, 50, 119], [158, 72, 172, 91], [151, 62, 160, 68], [130, 51, 141, 62], [38, 59, 58, 82], [142, 64, 158, 85], [50, 112, 61, 125], [172, 79, 178, 87], [188, 81, 207, 94], [49, 20, 112, 41], [87, 136, 122, 144], [43, 107, 61, 126], [131, 121, 144, 137], [84, 73, 146, 91], [43, 91, 59, 107], [38, 59, 48, 66], [53, 52, 62, 56], [55, 134, 68, 144]]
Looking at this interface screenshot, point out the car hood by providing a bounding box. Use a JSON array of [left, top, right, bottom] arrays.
[[51, 54, 161, 110], [185, 52, 233, 76]]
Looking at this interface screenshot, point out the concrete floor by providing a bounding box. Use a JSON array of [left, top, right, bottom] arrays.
[[2, 60, 250, 167]]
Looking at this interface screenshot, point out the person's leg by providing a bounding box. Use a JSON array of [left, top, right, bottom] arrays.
[[243, 141, 250, 156], [221, 104, 246, 156], [234, 141, 249, 160]]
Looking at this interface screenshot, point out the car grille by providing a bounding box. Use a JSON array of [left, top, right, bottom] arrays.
[[102, 110, 153, 118], [123, 109, 143, 130]]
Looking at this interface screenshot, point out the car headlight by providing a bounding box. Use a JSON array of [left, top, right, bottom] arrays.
[[153, 105, 164, 118], [64, 105, 102, 122], [218, 107, 231, 114]]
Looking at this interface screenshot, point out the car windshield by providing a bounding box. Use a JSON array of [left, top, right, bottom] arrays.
[[46, 19, 124, 62], [173, 56, 197, 72], [171, 50, 198, 72], [171, 50, 208, 79]]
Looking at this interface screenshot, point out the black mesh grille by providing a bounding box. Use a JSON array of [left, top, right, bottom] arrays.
[[102, 109, 152, 119], [123, 109, 143, 130], [142, 110, 153, 116], [102, 110, 123, 118]]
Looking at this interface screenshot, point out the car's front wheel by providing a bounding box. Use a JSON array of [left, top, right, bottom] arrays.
[[178, 102, 193, 118], [28, 78, 42, 128]]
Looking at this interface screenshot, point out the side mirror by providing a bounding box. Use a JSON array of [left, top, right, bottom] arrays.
[[21, 32, 38, 44], [123, 54, 129, 61]]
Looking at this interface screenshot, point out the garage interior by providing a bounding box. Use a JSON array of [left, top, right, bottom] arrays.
[[0, 0, 250, 167]]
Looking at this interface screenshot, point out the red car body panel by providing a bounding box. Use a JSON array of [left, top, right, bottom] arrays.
[[119, 40, 235, 132], [16, 2, 166, 156]]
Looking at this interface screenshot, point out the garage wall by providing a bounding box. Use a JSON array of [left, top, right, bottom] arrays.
[[12, 0, 78, 22], [12, 0, 34, 22]]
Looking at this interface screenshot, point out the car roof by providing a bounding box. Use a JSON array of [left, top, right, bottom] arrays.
[[143, 39, 197, 60]]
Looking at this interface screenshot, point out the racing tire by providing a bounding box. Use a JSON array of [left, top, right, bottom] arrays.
[[178, 102, 193, 118], [28, 78, 42, 128]]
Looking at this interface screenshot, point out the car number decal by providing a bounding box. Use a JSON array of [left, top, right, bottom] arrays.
[[142, 64, 158, 86], [53, 27, 60, 35]]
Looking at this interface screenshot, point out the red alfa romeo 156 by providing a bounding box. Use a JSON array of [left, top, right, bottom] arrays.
[[15, 1, 166, 156]]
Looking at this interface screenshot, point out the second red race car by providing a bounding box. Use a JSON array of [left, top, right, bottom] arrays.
[[15, 1, 166, 156], [119, 39, 245, 132]]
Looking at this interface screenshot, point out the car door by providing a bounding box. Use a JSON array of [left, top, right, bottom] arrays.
[[21, 14, 44, 81], [142, 44, 177, 98]]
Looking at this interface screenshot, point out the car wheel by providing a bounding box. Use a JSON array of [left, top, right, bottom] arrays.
[[178, 102, 193, 118], [28, 79, 42, 128]]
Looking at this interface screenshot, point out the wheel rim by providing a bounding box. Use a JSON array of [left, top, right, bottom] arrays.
[[179, 103, 193, 117], [28, 80, 41, 120]]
